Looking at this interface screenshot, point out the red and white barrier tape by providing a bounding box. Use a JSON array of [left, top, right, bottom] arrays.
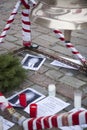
[[0, 1, 21, 43], [21, 0, 37, 47], [23, 110, 87, 130], [22, 7, 32, 47], [53, 30, 86, 64]]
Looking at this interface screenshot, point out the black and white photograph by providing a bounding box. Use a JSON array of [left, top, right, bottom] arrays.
[[8, 88, 45, 108], [21, 54, 46, 70]]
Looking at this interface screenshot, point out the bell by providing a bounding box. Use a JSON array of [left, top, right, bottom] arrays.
[[30, 0, 87, 41]]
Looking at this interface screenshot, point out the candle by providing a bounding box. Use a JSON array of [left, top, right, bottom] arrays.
[[30, 103, 37, 118], [48, 84, 56, 96], [74, 90, 82, 109], [19, 93, 27, 107]]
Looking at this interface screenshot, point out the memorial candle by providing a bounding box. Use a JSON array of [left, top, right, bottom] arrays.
[[74, 90, 82, 109], [30, 103, 37, 118], [19, 93, 27, 107], [48, 84, 56, 96]]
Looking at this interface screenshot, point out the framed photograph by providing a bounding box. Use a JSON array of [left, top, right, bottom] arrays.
[[8, 88, 45, 108], [21, 54, 46, 70]]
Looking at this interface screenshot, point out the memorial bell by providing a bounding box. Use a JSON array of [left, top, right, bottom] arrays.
[[30, 0, 87, 41]]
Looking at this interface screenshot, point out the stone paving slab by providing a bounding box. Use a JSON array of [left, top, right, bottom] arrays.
[[59, 75, 86, 88]]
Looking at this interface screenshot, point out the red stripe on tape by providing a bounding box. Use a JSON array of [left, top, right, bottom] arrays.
[[43, 116, 50, 129], [54, 30, 62, 34], [36, 117, 43, 130], [22, 28, 31, 33], [28, 118, 35, 130], [23, 41, 31, 47], [72, 111, 82, 125], [85, 112, 87, 124], [11, 12, 17, 15], [0, 35, 6, 38], [7, 19, 14, 24], [72, 51, 79, 54], [22, 12, 29, 17], [4, 27, 10, 31], [66, 44, 74, 48], [59, 37, 65, 41], [51, 115, 58, 128], [22, 20, 31, 25], [21, 0, 30, 9]]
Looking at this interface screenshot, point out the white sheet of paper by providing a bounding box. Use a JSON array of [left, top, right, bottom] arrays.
[[61, 56, 82, 65], [3, 118, 14, 130], [24, 96, 70, 117], [51, 60, 77, 69]]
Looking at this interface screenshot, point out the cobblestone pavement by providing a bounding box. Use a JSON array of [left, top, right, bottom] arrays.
[[0, 0, 87, 130]]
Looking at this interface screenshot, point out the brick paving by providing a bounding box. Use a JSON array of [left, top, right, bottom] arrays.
[[0, 0, 87, 130]]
